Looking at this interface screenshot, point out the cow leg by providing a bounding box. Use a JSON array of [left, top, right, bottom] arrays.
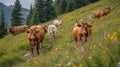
[[83, 34, 87, 42], [30, 47, 34, 56], [40, 39, 43, 49], [49, 36, 52, 43], [36, 42, 40, 55], [74, 37, 77, 43]]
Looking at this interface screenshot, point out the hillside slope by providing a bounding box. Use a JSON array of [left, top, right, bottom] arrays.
[[0, 0, 120, 67]]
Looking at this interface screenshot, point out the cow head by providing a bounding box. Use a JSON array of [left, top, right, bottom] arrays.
[[81, 23, 92, 36], [105, 6, 111, 14], [26, 29, 39, 40]]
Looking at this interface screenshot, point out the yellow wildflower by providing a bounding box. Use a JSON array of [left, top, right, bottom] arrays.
[[89, 46, 92, 50], [107, 33, 111, 39], [118, 28, 120, 31], [103, 50, 106, 54], [105, 47, 109, 51], [113, 36, 118, 41], [3, 55, 7, 58], [55, 48, 58, 51], [81, 55, 84, 59], [79, 63, 82, 67], [33, 60, 38, 64], [93, 45, 96, 48], [73, 64, 77, 67], [51, 52, 54, 55], [88, 56, 92, 60]]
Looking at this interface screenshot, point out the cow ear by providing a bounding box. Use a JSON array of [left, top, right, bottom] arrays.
[[26, 30, 30, 33]]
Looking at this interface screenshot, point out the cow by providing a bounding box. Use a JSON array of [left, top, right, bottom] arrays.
[[47, 24, 57, 43], [26, 25, 47, 56], [53, 20, 63, 27], [93, 6, 111, 19], [6, 25, 28, 36], [72, 22, 92, 44]]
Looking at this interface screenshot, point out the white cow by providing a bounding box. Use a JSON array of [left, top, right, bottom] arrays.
[[53, 20, 63, 27], [47, 24, 57, 42]]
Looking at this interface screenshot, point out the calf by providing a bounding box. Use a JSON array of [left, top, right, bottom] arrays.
[[6, 25, 28, 36], [93, 6, 111, 19], [53, 20, 63, 27], [26, 25, 47, 56], [47, 24, 57, 42], [73, 22, 92, 44]]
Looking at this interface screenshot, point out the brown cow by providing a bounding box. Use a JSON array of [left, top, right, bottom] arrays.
[[73, 22, 92, 44], [93, 6, 111, 19], [6, 25, 28, 36], [26, 25, 47, 56]]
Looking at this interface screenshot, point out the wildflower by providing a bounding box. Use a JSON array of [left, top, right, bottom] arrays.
[[51, 51, 54, 55], [99, 42, 102, 46], [81, 55, 84, 59], [93, 45, 96, 48], [55, 48, 58, 51], [110, 32, 117, 40], [105, 47, 109, 51], [118, 28, 120, 31], [79, 63, 82, 67], [89, 46, 92, 50], [3, 55, 7, 58], [107, 33, 111, 39], [88, 56, 92, 60], [33, 60, 38, 64], [103, 50, 106, 54], [73, 64, 77, 67], [11, 64, 14, 67]]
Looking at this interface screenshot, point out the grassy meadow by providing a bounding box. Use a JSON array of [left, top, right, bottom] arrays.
[[0, 0, 120, 67]]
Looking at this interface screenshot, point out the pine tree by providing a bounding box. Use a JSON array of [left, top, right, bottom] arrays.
[[58, 0, 67, 15], [26, 5, 33, 26], [0, 10, 6, 38], [54, 0, 60, 15], [35, 0, 46, 23], [65, 0, 74, 12], [30, 7, 39, 25], [11, 0, 23, 26], [44, 0, 56, 21]]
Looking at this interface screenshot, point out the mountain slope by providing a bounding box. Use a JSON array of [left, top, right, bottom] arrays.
[[0, 0, 120, 67], [0, 2, 29, 26]]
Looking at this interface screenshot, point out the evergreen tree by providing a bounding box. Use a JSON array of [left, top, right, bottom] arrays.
[[58, 0, 67, 15], [26, 5, 33, 26], [0, 11, 6, 38], [11, 0, 23, 26], [65, 0, 74, 12], [30, 7, 39, 25], [35, 0, 46, 23], [54, 0, 61, 15], [44, 0, 56, 21]]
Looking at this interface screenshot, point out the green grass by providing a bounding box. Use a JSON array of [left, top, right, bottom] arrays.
[[0, 0, 120, 67]]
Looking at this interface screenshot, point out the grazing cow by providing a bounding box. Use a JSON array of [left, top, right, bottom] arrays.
[[47, 24, 57, 42], [53, 20, 63, 27], [73, 22, 92, 44], [26, 25, 47, 56], [6, 25, 28, 36], [93, 6, 111, 19]]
